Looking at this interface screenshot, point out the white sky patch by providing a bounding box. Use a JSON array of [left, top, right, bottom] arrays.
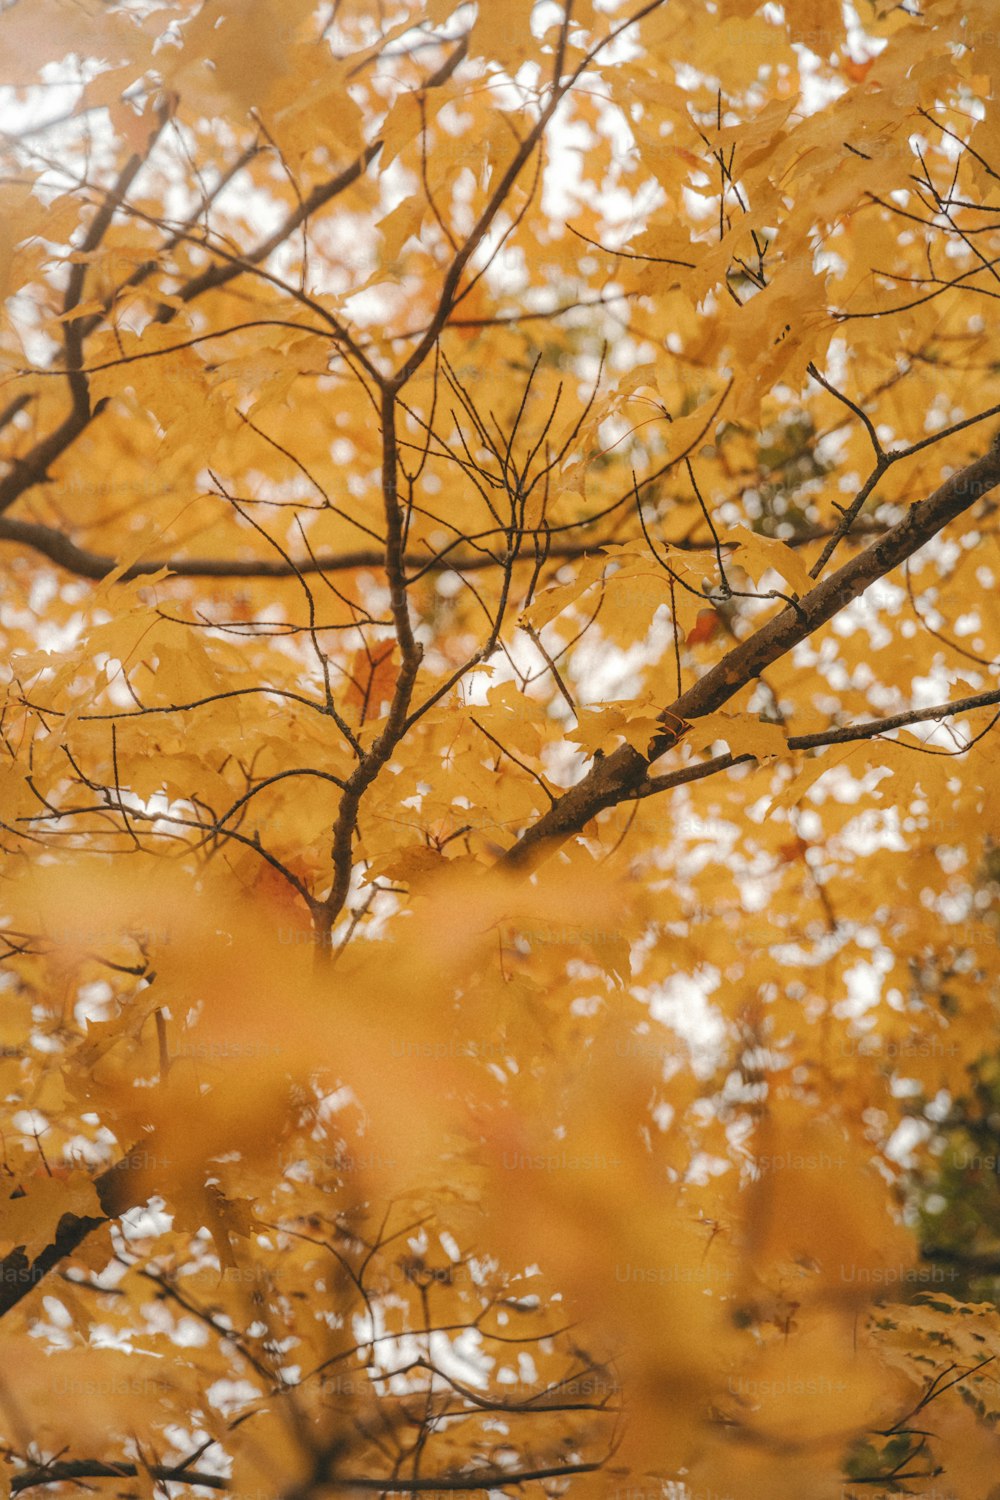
[[430, 1323, 492, 1387], [206, 1378, 261, 1415], [115, 1198, 173, 1241], [11, 1108, 50, 1139], [644, 971, 727, 1071], [833, 956, 886, 1021], [73, 981, 115, 1027]]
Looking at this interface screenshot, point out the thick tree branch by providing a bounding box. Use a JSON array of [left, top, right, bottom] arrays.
[[11, 1453, 601, 1496], [501, 446, 1000, 868], [61, 113, 169, 421], [0, 515, 887, 583], [11, 1461, 227, 1495], [318, 391, 424, 941], [0, 1146, 152, 1319], [327, 1459, 604, 1492]]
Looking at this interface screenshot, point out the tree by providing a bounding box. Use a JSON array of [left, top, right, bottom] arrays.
[[3, 0, 1000, 1494]]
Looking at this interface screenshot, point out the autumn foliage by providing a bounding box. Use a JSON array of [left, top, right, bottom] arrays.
[[4, 0, 1000, 1495]]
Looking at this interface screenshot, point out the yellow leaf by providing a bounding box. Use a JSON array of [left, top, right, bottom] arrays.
[[716, 523, 815, 598], [0, 1172, 103, 1262], [520, 554, 606, 630], [688, 711, 788, 761], [375, 196, 427, 265], [764, 741, 864, 818], [472, 0, 537, 69]]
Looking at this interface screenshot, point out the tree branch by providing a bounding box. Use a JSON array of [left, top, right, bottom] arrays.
[[0, 116, 169, 518], [629, 686, 1000, 804], [501, 446, 1000, 868], [0, 515, 888, 583], [11, 1461, 227, 1494], [150, 37, 469, 328], [0, 1145, 153, 1319]]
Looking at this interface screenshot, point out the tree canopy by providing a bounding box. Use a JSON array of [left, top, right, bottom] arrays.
[[3, 0, 1000, 1495]]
